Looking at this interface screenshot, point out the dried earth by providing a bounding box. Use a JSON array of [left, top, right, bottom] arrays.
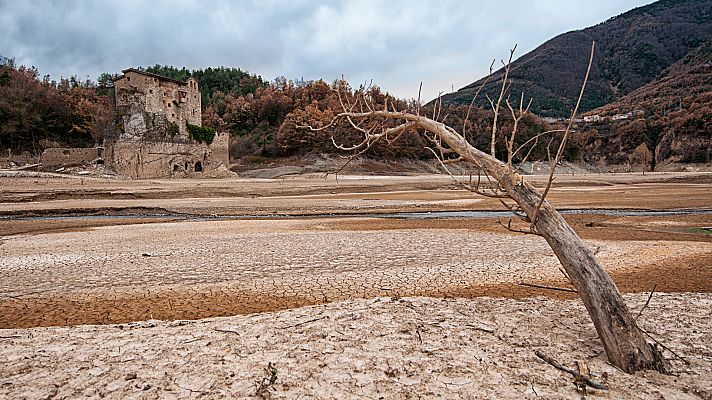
[[1, 294, 711, 399], [1, 216, 712, 329], [0, 170, 711, 398]]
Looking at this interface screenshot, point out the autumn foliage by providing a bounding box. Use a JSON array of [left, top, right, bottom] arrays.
[[0, 59, 115, 153], [1, 53, 707, 170], [575, 41, 712, 169]]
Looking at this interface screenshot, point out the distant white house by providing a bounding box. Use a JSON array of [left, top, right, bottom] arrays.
[[611, 113, 632, 121]]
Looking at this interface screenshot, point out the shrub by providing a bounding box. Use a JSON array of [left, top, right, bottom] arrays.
[[186, 123, 216, 144]]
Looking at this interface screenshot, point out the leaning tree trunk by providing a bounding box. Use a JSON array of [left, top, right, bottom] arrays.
[[506, 182, 668, 373], [418, 117, 668, 373], [330, 109, 668, 372]]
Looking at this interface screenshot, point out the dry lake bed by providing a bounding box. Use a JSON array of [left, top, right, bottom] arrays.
[[1, 171, 711, 398]]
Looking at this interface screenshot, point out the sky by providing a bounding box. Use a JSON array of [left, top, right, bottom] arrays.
[[1, 0, 655, 101]]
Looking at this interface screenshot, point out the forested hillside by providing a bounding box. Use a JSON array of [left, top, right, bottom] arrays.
[[0, 59, 114, 153], [440, 0, 712, 117], [573, 41, 712, 169], [0, 61, 437, 160], [0, 58, 554, 165]]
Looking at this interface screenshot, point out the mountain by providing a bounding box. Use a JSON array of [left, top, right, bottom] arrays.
[[440, 0, 712, 117], [589, 41, 712, 116], [574, 40, 712, 169]]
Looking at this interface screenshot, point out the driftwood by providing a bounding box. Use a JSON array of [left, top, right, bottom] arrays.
[[214, 328, 240, 335], [14, 163, 41, 170], [535, 350, 608, 391], [519, 282, 577, 294], [281, 315, 329, 329]]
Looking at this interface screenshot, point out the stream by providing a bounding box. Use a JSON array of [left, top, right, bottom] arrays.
[[3, 208, 712, 222]]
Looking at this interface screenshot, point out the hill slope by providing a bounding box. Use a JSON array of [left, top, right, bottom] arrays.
[[440, 0, 712, 117], [591, 41, 712, 116], [574, 40, 712, 169]]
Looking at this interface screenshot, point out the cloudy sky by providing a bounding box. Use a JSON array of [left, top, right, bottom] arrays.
[[1, 0, 654, 101]]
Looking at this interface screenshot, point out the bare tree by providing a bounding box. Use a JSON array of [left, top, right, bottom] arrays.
[[305, 42, 668, 374]]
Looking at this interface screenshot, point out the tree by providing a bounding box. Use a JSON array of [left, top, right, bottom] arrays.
[[66, 85, 116, 145], [306, 42, 668, 374], [0, 64, 77, 152], [0, 62, 116, 152]]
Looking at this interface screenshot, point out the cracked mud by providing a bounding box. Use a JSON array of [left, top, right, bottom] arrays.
[[2, 216, 711, 328]]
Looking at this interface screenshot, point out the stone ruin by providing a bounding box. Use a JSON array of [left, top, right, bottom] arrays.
[[40, 68, 230, 178]]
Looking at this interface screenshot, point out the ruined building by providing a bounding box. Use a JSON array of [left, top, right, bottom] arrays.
[[103, 68, 229, 178]]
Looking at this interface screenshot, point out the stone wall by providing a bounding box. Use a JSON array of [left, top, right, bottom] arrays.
[[106, 138, 229, 179], [210, 131, 230, 166], [41, 148, 102, 168]]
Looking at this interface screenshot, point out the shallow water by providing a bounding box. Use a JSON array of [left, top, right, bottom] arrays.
[[3, 208, 712, 222], [386, 208, 712, 219]]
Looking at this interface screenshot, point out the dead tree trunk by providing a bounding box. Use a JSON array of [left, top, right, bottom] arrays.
[[306, 42, 667, 372], [422, 116, 666, 373], [317, 112, 668, 373], [533, 202, 666, 372]]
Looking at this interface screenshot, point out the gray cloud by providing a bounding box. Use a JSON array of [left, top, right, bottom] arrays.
[[0, 0, 654, 101]]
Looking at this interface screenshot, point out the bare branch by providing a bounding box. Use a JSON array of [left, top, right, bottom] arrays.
[[384, 126, 412, 145], [639, 329, 689, 366], [511, 129, 566, 161], [491, 44, 517, 157], [441, 156, 464, 165], [497, 218, 541, 236], [635, 284, 657, 321], [558, 267, 572, 282], [485, 94, 495, 111], [432, 92, 441, 120], [505, 92, 532, 170], [345, 115, 370, 135], [327, 123, 414, 179], [514, 139, 539, 174], [519, 282, 577, 294], [427, 147, 509, 198], [535, 351, 609, 391], [463, 59, 495, 142], [416, 81, 423, 117], [499, 199, 529, 222], [330, 134, 369, 152], [296, 117, 338, 132], [531, 41, 596, 227]]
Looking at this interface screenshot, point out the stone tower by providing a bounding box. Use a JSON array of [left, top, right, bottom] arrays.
[[113, 68, 202, 140], [105, 69, 229, 178]]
